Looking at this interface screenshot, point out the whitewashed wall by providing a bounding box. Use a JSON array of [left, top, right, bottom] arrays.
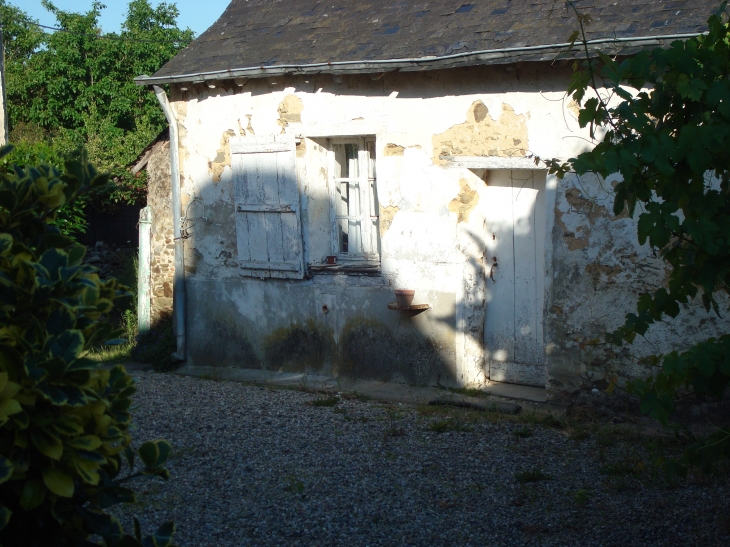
[[156, 63, 730, 397]]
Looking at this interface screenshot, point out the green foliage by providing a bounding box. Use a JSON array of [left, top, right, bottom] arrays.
[[131, 318, 177, 372], [4, 0, 193, 209], [546, 2, 730, 470], [310, 396, 340, 407], [0, 146, 175, 546], [427, 418, 473, 433]]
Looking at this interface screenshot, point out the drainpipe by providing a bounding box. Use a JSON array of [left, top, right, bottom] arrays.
[[153, 85, 186, 361]]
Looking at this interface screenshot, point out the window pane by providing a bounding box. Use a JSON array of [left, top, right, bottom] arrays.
[[337, 218, 363, 254], [336, 180, 349, 217], [333, 143, 358, 179], [338, 218, 349, 253]]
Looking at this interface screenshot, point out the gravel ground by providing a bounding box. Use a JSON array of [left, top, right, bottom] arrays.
[[116, 372, 730, 547]]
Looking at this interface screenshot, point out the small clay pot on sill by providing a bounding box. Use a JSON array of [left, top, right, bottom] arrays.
[[394, 289, 415, 307]]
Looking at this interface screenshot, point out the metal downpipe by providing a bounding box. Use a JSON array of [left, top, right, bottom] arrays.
[[153, 85, 186, 361]]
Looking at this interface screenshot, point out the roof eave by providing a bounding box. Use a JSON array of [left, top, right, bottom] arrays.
[[135, 32, 703, 86]]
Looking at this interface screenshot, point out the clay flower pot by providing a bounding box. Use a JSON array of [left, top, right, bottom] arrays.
[[394, 289, 415, 307]]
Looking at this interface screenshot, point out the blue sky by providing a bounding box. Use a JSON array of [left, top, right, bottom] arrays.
[[11, 0, 231, 37]]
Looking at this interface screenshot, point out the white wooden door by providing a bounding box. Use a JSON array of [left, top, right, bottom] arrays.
[[483, 170, 546, 387]]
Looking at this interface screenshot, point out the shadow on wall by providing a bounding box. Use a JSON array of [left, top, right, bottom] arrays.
[[335, 316, 453, 386], [263, 320, 334, 373], [173, 73, 552, 387]]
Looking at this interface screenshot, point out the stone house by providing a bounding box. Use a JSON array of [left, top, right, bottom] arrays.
[[135, 0, 726, 399]]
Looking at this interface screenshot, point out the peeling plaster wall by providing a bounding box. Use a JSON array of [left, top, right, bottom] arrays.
[[432, 101, 528, 165], [154, 64, 729, 394], [545, 173, 730, 397]]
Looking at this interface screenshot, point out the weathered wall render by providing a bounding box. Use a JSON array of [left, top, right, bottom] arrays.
[[145, 65, 730, 396]]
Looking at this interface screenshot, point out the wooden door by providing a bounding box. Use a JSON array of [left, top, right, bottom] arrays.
[[483, 170, 546, 387]]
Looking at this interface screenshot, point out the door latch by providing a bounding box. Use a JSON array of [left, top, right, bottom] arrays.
[[489, 256, 498, 282]]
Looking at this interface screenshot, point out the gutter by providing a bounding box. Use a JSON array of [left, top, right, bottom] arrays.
[[135, 32, 705, 85], [152, 85, 186, 362]]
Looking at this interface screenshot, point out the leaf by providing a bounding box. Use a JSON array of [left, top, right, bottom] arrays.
[[38, 248, 69, 280], [119, 536, 144, 547], [69, 435, 103, 451], [30, 429, 63, 460], [639, 391, 674, 425], [567, 30, 579, 50], [0, 234, 12, 257], [81, 509, 124, 543], [43, 468, 74, 497], [36, 383, 69, 406], [20, 480, 46, 510], [0, 397, 21, 420], [123, 444, 135, 472], [0, 505, 11, 531], [138, 441, 160, 469], [152, 521, 175, 547], [46, 308, 76, 336], [46, 330, 85, 364], [0, 456, 14, 485]]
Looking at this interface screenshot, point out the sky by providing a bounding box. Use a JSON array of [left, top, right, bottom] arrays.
[[11, 0, 231, 37]]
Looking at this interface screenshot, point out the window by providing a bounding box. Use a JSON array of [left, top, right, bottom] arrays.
[[328, 138, 379, 261]]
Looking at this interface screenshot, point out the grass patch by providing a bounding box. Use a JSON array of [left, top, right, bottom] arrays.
[[384, 426, 406, 438], [428, 418, 473, 434], [446, 387, 487, 399], [513, 427, 534, 439], [569, 428, 591, 441], [515, 469, 550, 483], [309, 396, 340, 407], [572, 489, 591, 505], [85, 341, 134, 364], [283, 476, 305, 493], [417, 404, 490, 425], [539, 414, 566, 430], [600, 460, 643, 476]]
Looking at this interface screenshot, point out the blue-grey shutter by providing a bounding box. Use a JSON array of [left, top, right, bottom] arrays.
[[231, 135, 304, 279]]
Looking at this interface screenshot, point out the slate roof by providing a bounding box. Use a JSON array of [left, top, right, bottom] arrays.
[[137, 0, 721, 85]]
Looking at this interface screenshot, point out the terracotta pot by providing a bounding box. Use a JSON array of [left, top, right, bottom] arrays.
[[394, 289, 415, 307]]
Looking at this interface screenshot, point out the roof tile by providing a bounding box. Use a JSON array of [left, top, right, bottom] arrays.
[[148, 0, 719, 82]]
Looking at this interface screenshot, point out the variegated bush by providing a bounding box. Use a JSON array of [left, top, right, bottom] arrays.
[[0, 146, 175, 547]]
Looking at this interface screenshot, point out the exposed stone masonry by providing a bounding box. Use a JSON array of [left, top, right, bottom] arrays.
[[146, 141, 174, 324]]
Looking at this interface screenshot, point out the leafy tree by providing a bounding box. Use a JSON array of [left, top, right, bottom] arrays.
[[4, 0, 193, 209], [546, 2, 730, 469], [0, 145, 175, 546]]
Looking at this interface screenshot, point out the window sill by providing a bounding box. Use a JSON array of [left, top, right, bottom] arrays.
[[309, 263, 380, 275]]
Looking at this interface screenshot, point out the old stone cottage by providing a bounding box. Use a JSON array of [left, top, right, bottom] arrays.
[[135, 0, 727, 398]]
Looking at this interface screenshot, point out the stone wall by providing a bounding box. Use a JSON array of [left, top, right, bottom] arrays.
[[146, 140, 174, 324]]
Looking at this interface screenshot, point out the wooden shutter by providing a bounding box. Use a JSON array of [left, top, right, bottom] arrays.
[[231, 135, 304, 279]]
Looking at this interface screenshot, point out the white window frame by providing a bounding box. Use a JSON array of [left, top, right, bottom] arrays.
[[327, 137, 379, 263]]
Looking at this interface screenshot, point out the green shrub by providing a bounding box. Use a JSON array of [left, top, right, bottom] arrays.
[[0, 146, 175, 546], [131, 317, 178, 372]]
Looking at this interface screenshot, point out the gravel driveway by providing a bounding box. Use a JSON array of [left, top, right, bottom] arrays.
[[117, 372, 730, 547]]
